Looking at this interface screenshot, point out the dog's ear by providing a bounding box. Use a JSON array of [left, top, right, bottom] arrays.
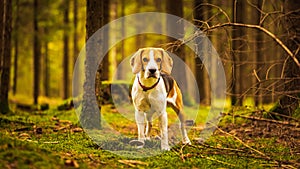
[[161, 50, 173, 75], [130, 49, 143, 74]]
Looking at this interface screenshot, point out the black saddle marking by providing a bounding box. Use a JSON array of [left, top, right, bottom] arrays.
[[160, 73, 174, 96]]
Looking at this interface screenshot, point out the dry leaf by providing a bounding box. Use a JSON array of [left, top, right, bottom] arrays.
[[65, 159, 79, 168], [19, 133, 31, 139], [72, 127, 83, 132], [118, 160, 148, 167]]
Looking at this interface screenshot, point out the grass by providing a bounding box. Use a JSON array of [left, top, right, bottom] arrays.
[[0, 104, 299, 168]]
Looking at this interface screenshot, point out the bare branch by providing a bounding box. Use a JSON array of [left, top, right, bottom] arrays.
[[201, 22, 300, 67]]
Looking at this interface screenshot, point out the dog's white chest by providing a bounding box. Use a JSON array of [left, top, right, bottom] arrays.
[[134, 94, 151, 112], [132, 85, 166, 113]]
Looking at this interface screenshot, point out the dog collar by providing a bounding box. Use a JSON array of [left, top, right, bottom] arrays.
[[137, 76, 160, 92]]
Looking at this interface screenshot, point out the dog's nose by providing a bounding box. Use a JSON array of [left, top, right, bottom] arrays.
[[149, 69, 157, 74]]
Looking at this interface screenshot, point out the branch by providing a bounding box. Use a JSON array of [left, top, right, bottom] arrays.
[[201, 22, 300, 67], [223, 112, 299, 126]]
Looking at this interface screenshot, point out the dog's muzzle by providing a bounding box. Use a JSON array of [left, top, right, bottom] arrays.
[[146, 69, 158, 78]]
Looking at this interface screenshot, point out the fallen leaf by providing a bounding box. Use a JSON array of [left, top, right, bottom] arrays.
[[118, 160, 148, 167], [65, 159, 79, 168], [59, 120, 72, 124], [19, 133, 31, 139], [51, 117, 59, 121], [72, 127, 83, 132]]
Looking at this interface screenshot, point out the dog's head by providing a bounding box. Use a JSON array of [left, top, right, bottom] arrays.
[[130, 47, 173, 79]]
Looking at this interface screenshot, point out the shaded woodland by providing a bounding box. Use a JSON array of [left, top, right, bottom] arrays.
[[1, 0, 299, 116], [0, 0, 300, 168]]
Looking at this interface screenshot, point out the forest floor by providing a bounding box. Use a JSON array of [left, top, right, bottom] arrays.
[[0, 103, 299, 169]]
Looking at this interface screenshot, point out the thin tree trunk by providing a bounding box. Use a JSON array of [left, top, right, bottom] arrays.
[[0, 0, 3, 92], [253, 0, 263, 106], [44, 40, 49, 97], [135, 0, 145, 49], [33, 0, 41, 104], [117, 0, 125, 79], [0, 0, 12, 113], [0, 1, 3, 88], [272, 0, 300, 116], [231, 0, 244, 106], [166, 0, 188, 100], [110, 0, 117, 81], [73, 0, 78, 65], [12, 0, 19, 95], [63, 0, 70, 99], [101, 0, 109, 81], [194, 0, 211, 105]]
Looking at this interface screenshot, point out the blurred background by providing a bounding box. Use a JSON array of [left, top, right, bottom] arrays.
[[1, 0, 299, 116]]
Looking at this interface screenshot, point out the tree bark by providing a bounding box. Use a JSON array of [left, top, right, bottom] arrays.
[[81, 0, 104, 129], [272, 0, 300, 116], [101, 0, 109, 81], [33, 0, 41, 104], [12, 0, 19, 95], [0, 0, 12, 113], [44, 40, 49, 97], [252, 0, 263, 106], [73, 0, 78, 65], [231, 0, 245, 106], [0, 0, 4, 94], [63, 0, 70, 99], [166, 0, 188, 100], [135, 0, 145, 49], [193, 0, 211, 105], [116, 0, 125, 79]]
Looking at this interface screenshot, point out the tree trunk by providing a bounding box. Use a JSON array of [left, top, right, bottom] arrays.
[[166, 0, 188, 100], [231, 0, 245, 106], [33, 0, 41, 105], [193, 0, 211, 105], [12, 0, 19, 95], [101, 0, 109, 81], [44, 40, 49, 97], [0, 0, 12, 113], [81, 0, 104, 129], [272, 0, 300, 116], [0, 0, 3, 92], [63, 0, 70, 99], [110, 0, 117, 80], [73, 0, 78, 65], [116, 0, 125, 79], [135, 0, 146, 49], [252, 0, 263, 106]]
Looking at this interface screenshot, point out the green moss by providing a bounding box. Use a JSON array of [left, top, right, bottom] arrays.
[[0, 105, 297, 168]]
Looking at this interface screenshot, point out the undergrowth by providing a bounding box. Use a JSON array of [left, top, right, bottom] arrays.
[[0, 105, 299, 168]]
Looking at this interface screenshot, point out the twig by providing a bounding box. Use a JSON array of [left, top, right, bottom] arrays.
[[193, 142, 245, 153], [202, 22, 300, 67], [179, 143, 188, 162], [216, 127, 270, 159], [216, 127, 297, 169], [223, 112, 299, 126], [198, 154, 236, 167], [253, 69, 261, 82], [268, 111, 300, 122], [43, 141, 59, 144]]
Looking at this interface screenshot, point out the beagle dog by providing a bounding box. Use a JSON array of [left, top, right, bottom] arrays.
[[130, 47, 191, 150]]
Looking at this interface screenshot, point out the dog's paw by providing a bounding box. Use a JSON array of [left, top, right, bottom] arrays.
[[161, 144, 170, 151], [161, 146, 170, 151]]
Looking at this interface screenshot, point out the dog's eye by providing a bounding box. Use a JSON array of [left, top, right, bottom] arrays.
[[143, 58, 149, 62], [156, 58, 161, 62]]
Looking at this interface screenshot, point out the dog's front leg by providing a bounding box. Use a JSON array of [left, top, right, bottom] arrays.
[[135, 110, 146, 147], [145, 113, 153, 140], [159, 111, 170, 151]]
